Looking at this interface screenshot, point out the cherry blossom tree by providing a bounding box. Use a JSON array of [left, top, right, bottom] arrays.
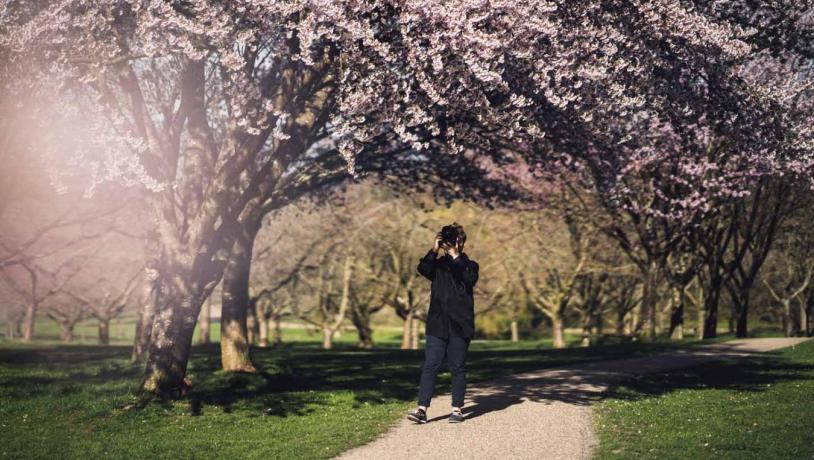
[[5, 0, 812, 396]]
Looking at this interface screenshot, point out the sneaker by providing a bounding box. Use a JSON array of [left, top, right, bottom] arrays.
[[449, 407, 464, 423], [407, 407, 427, 424]]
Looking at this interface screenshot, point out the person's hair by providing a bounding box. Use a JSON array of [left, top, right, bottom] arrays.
[[441, 222, 466, 246]]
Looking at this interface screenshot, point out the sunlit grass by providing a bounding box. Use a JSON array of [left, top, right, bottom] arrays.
[[595, 339, 814, 459]]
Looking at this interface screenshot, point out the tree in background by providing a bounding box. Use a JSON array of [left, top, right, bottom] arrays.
[[0, 172, 126, 341], [763, 200, 814, 336], [249, 207, 321, 349], [44, 295, 87, 343], [1, 257, 88, 342], [64, 237, 145, 345], [512, 206, 592, 348]]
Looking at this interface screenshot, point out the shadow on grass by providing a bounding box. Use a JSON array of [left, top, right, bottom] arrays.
[[601, 353, 814, 402], [1, 339, 784, 420], [0, 345, 132, 364]]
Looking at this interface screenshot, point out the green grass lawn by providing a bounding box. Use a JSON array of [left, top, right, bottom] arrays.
[[0, 315, 793, 460], [594, 339, 814, 459], [14, 314, 785, 347], [0, 335, 708, 460], [17, 317, 407, 347]]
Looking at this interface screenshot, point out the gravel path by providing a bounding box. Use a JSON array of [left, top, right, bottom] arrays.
[[335, 337, 812, 460]]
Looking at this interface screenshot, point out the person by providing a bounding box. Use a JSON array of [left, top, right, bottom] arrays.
[[407, 222, 479, 424]]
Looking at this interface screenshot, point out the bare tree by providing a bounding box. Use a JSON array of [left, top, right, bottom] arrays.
[[762, 205, 814, 337], [295, 252, 354, 349], [348, 253, 390, 349], [517, 210, 590, 348], [723, 180, 794, 337], [68, 269, 142, 345], [45, 296, 87, 343], [764, 268, 813, 337], [1, 258, 85, 342]]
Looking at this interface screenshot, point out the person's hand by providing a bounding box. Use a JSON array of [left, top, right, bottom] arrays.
[[433, 232, 443, 253]]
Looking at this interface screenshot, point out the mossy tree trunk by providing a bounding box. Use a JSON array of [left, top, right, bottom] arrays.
[[220, 220, 261, 373], [142, 286, 211, 397]]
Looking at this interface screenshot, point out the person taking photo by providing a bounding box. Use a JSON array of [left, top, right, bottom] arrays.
[[407, 222, 479, 424]]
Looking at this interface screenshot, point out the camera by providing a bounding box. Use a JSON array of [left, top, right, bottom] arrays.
[[440, 225, 460, 248]]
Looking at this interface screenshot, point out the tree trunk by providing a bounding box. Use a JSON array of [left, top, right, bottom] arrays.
[[580, 325, 591, 347], [22, 302, 36, 342], [257, 308, 269, 348], [702, 278, 721, 339], [579, 308, 593, 347], [641, 262, 659, 341], [59, 322, 74, 343], [220, 224, 260, 373], [142, 288, 207, 397], [511, 319, 519, 342], [322, 327, 334, 349], [728, 311, 736, 334], [695, 288, 706, 339], [551, 312, 566, 349], [5, 312, 23, 340], [669, 288, 684, 340], [595, 311, 604, 336], [410, 315, 420, 349], [98, 318, 110, 345], [271, 315, 283, 346], [615, 308, 627, 336], [632, 302, 642, 334], [736, 297, 750, 338], [132, 280, 158, 363], [141, 229, 222, 397], [350, 305, 374, 349], [796, 298, 807, 337], [400, 309, 413, 350], [198, 295, 211, 345], [247, 303, 258, 345], [670, 306, 684, 340], [782, 299, 794, 337]]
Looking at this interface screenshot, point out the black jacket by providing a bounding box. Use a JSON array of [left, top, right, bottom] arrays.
[[417, 249, 479, 340]]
